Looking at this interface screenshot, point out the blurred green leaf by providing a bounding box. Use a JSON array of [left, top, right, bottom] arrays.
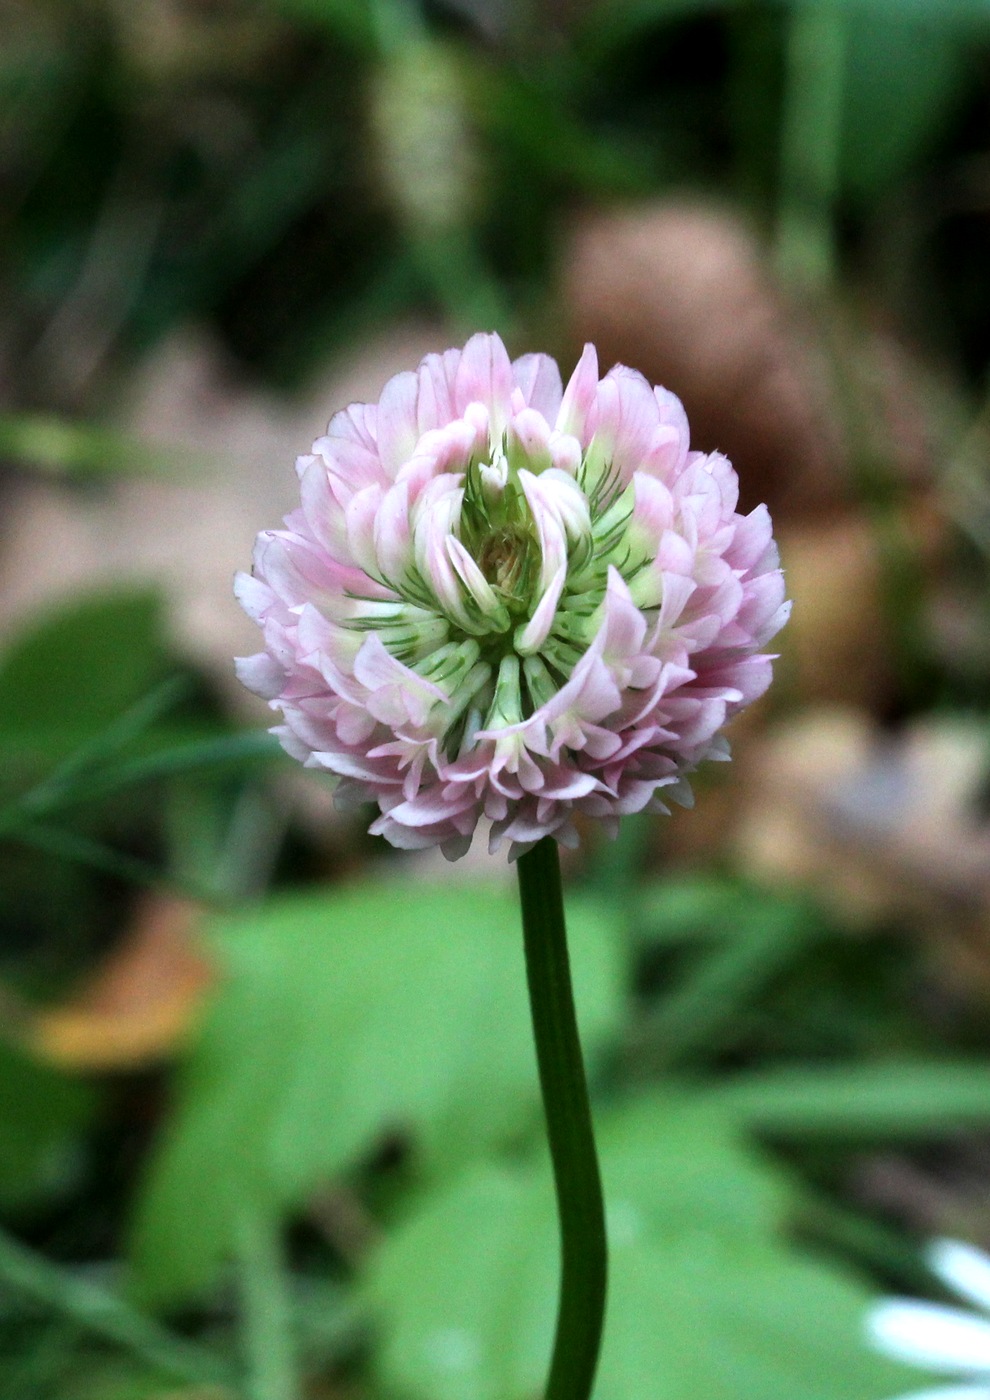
[[840, 12, 968, 201], [131, 881, 624, 1303], [0, 594, 266, 904], [634, 876, 743, 944], [475, 66, 654, 195], [366, 1094, 916, 1400], [17, 730, 281, 823], [369, 1164, 558, 1400], [634, 885, 822, 1068], [163, 771, 281, 905], [597, 1234, 915, 1400], [0, 1226, 228, 1387], [634, 876, 816, 944], [708, 1059, 990, 1138], [808, 0, 990, 16], [4, 678, 192, 823], [0, 590, 168, 773], [0, 415, 197, 482], [585, 0, 990, 53], [267, 0, 380, 52], [594, 1095, 787, 1239], [580, 0, 731, 54], [51, 1360, 186, 1400], [0, 1040, 94, 1210]]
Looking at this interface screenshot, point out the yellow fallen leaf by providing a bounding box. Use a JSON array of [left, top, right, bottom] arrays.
[[30, 895, 214, 1070]]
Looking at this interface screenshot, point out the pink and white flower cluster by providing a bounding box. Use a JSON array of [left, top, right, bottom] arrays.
[[236, 332, 789, 859]]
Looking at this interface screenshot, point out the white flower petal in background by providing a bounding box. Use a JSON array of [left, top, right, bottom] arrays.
[[888, 1389, 990, 1400], [930, 1242, 990, 1316], [866, 1240, 990, 1400], [869, 1303, 990, 1372]]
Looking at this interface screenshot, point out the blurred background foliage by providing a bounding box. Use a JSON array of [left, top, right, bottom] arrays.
[[1, 0, 990, 1397]]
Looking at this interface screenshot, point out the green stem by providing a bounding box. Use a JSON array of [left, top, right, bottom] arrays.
[[237, 1207, 299, 1400], [516, 837, 607, 1400]]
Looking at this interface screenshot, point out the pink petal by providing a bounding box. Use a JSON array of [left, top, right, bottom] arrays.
[[352, 634, 447, 728], [651, 385, 691, 476], [323, 401, 377, 453], [728, 504, 778, 574], [414, 350, 459, 432], [453, 332, 515, 426], [588, 367, 662, 484], [445, 534, 502, 616], [512, 352, 564, 421], [381, 785, 479, 828], [556, 343, 599, 442], [376, 369, 420, 475], [374, 480, 414, 584], [298, 457, 353, 562], [344, 483, 385, 578]]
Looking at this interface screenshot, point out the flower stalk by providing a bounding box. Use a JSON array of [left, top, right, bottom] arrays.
[[517, 836, 607, 1400]]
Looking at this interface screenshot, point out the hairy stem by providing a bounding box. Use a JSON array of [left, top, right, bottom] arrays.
[[517, 837, 607, 1400]]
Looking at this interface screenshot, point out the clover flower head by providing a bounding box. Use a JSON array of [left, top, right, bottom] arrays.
[[867, 1238, 990, 1400], [236, 332, 789, 859]]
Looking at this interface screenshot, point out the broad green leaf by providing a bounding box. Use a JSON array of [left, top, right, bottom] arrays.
[[0, 1040, 94, 1210], [593, 1096, 785, 1241], [131, 882, 624, 1303], [366, 1095, 916, 1400], [708, 1059, 990, 1138], [368, 1164, 558, 1400], [599, 1234, 915, 1400]]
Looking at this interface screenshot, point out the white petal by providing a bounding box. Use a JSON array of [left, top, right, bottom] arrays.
[[374, 480, 414, 583], [883, 1389, 990, 1400], [930, 1242, 990, 1315], [515, 564, 566, 655], [445, 535, 502, 618], [518, 469, 568, 589], [868, 1301, 990, 1374], [556, 342, 598, 441], [512, 351, 563, 420], [234, 653, 284, 700], [508, 406, 552, 472], [345, 484, 384, 578]]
